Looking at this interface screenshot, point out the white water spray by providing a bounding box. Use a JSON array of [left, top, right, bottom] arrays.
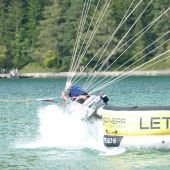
[[19, 104, 103, 149], [17, 103, 126, 155]]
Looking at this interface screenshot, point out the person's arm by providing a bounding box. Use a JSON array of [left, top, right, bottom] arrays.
[[61, 91, 68, 101], [61, 84, 72, 101]]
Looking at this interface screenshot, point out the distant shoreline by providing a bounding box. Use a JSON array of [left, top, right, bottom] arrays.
[[1, 70, 170, 78]]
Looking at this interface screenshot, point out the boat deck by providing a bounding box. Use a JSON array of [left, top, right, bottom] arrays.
[[103, 105, 170, 111]]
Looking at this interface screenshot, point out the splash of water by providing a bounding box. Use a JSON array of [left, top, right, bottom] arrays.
[[16, 103, 126, 155], [18, 104, 102, 148]]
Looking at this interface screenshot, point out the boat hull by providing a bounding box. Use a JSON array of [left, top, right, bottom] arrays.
[[97, 106, 170, 148], [103, 135, 170, 148]]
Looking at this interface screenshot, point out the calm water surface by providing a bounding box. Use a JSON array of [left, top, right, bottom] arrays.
[[0, 77, 170, 170]]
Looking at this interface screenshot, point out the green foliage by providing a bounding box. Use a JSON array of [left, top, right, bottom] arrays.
[[43, 50, 60, 68], [0, 0, 169, 71], [0, 44, 8, 67]]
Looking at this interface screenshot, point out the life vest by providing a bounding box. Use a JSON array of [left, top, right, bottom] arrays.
[[69, 85, 87, 98]]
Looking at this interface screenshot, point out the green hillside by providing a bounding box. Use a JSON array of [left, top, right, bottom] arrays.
[[0, 0, 169, 72]]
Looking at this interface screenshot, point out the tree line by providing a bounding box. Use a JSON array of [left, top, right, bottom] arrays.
[[0, 0, 169, 71]]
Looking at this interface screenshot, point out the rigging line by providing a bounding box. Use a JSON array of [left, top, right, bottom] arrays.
[[71, 0, 112, 74], [70, 0, 92, 74], [86, 30, 170, 91], [0, 97, 63, 103], [116, 38, 170, 73], [69, 0, 88, 75], [84, 2, 170, 90], [70, 0, 91, 72], [76, 0, 142, 88], [115, 32, 170, 72], [71, 0, 111, 75], [70, 0, 112, 83], [85, 7, 170, 91], [67, 1, 88, 83], [68, 0, 91, 81], [108, 53, 170, 97], [106, 50, 170, 90], [85, 0, 152, 90], [82, 0, 145, 89], [74, 0, 139, 85], [119, 0, 136, 25], [73, 29, 113, 85], [90, 49, 170, 94], [0, 99, 33, 103], [91, 37, 170, 91], [88, 37, 170, 91], [89, 32, 170, 90], [73, 0, 136, 85], [136, 53, 170, 73], [84, 0, 150, 90], [70, 0, 101, 74], [69, 0, 101, 82], [69, 0, 92, 82]]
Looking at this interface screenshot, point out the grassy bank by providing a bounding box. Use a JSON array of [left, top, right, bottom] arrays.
[[21, 63, 60, 73], [21, 57, 170, 73]]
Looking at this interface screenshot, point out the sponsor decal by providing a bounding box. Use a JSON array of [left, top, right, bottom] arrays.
[[140, 117, 170, 130], [103, 135, 123, 147], [103, 117, 126, 128]]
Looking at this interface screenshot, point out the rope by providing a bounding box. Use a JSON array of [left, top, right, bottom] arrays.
[[84, 0, 150, 90], [88, 37, 170, 91], [0, 99, 33, 103], [70, 0, 92, 74], [68, 0, 91, 82], [87, 31, 170, 91], [90, 49, 170, 94], [85, 3, 169, 90], [107, 50, 170, 87], [0, 97, 61, 103], [82, 0, 144, 89], [73, 0, 136, 85], [67, 1, 170, 96], [70, 0, 111, 83], [69, 0, 87, 74], [70, 0, 101, 76], [108, 54, 170, 97]]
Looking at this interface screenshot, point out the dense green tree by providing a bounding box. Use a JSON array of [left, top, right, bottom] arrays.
[[0, 0, 169, 71], [33, 0, 61, 67], [6, 0, 29, 68], [0, 44, 7, 67]]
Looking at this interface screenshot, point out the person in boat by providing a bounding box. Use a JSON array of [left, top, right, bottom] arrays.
[[61, 81, 109, 107], [61, 82, 89, 103]]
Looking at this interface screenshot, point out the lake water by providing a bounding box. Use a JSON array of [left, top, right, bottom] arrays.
[[1, 77, 170, 170]]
